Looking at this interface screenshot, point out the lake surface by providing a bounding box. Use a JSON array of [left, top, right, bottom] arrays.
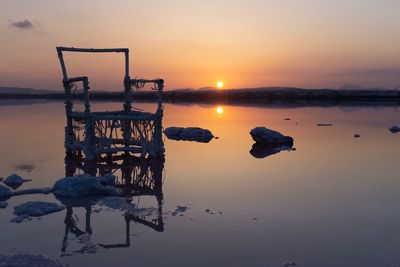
[[0, 101, 399, 267]]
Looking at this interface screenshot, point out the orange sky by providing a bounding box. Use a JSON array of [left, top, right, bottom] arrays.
[[1, 0, 400, 90]]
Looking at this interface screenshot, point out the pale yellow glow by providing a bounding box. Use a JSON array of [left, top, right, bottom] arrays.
[[216, 106, 224, 114], [217, 81, 224, 89]]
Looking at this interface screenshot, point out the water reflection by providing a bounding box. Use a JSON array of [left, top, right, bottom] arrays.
[[60, 153, 165, 256], [250, 143, 295, 159]]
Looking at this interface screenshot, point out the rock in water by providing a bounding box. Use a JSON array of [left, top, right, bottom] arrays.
[[250, 127, 293, 146], [12, 201, 64, 223], [53, 174, 118, 198], [389, 125, 400, 134], [164, 127, 214, 143], [3, 174, 31, 190], [0, 185, 12, 199], [354, 133, 361, 138]]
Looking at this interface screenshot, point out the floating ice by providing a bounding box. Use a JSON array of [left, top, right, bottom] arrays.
[[164, 127, 214, 143], [3, 173, 31, 190], [0, 253, 63, 267], [389, 125, 400, 134], [12, 201, 65, 223], [53, 174, 118, 198], [0, 184, 12, 199], [282, 262, 298, 267], [0, 201, 8, 209], [250, 127, 293, 146]]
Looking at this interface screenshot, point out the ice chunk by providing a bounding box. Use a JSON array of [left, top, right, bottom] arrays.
[[389, 125, 400, 134], [0, 253, 63, 267], [0, 184, 12, 199], [164, 127, 214, 143], [3, 173, 31, 190], [53, 174, 118, 198], [12, 201, 64, 223], [250, 127, 293, 146]]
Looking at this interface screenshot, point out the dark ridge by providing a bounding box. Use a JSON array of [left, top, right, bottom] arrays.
[[0, 88, 399, 107]]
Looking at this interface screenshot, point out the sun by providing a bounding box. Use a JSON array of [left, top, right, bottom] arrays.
[[217, 81, 224, 89], [216, 106, 224, 114]]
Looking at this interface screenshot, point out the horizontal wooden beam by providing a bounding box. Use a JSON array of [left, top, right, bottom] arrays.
[[57, 47, 128, 53]]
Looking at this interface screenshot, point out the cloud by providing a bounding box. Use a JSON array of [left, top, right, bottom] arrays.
[[9, 19, 34, 29], [338, 68, 400, 77]]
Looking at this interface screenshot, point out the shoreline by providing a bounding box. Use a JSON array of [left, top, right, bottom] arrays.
[[0, 88, 399, 107]]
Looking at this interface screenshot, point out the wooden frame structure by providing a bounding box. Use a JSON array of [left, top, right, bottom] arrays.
[[56, 47, 164, 160]]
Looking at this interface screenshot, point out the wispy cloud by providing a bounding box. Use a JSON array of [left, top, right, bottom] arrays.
[[337, 68, 400, 77], [9, 19, 34, 30]]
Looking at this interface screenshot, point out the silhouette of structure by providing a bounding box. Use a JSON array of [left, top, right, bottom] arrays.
[[61, 152, 165, 254], [56, 47, 164, 160]]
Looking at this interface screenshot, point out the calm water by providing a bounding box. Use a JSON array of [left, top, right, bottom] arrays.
[[0, 101, 399, 267]]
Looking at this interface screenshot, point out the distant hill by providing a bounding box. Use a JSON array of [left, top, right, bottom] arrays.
[[0, 87, 57, 94]]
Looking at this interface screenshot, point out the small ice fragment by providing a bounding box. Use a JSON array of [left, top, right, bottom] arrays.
[[3, 174, 31, 190], [218, 211, 223, 215], [205, 209, 210, 213], [252, 217, 258, 220], [175, 206, 189, 213], [0, 201, 8, 209], [0, 185, 12, 199], [282, 262, 298, 267], [389, 125, 400, 134]]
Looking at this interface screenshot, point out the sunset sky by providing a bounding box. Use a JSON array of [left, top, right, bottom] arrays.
[[1, 0, 399, 91]]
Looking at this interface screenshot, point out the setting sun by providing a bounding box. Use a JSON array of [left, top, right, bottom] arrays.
[[216, 106, 224, 114], [217, 81, 224, 89]]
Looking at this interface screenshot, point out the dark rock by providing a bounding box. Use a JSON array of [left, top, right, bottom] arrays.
[[164, 127, 214, 143], [354, 134, 361, 138], [389, 125, 400, 134], [316, 123, 333, 127], [250, 127, 293, 146]]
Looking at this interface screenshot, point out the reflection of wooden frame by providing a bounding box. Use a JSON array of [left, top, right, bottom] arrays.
[[56, 47, 165, 160], [61, 153, 165, 255]]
